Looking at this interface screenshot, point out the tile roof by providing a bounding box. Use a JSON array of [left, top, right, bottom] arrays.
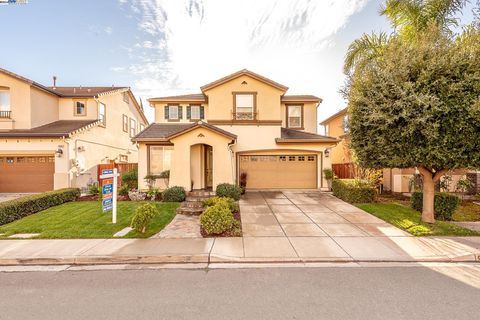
[[281, 95, 322, 103], [0, 120, 99, 138], [201, 69, 289, 92], [276, 127, 339, 143], [132, 122, 237, 142], [48, 86, 128, 97], [148, 93, 207, 103]]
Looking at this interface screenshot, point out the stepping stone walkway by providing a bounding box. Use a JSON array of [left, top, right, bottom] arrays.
[[8, 233, 40, 239], [113, 227, 133, 237], [151, 214, 202, 238]]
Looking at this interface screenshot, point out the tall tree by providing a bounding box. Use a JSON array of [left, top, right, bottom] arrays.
[[346, 28, 480, 223]]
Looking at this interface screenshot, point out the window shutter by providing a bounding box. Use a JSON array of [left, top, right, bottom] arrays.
[[186, 106, 191, 119], [178, 106, 183, 119], [200, 106, 205, 119], [164, 106, 169, 120]]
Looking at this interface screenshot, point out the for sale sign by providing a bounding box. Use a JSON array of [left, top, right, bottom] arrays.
[[102, 178, 114, 212], [99, 168, 120, 223]]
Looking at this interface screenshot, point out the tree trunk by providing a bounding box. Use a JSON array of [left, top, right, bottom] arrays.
[[421, 172, 435, 224]]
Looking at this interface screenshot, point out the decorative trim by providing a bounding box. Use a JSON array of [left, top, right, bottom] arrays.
[[208, 120, 282, 126]]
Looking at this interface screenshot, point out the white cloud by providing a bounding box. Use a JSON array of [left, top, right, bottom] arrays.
[[120, 0, 369, 122]]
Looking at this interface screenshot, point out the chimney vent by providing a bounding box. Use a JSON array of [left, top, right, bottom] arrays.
[[53, 76, 57, 88]]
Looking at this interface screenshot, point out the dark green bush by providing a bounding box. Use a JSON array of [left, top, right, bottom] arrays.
[[162, 186, 186, 202], [131, 203, 157, 233], [122, 169, 138, 189], [200, 204, 235, 235], [118, 184, 130, 196], [332, 179, 375, 203], [216, 183, 242, 201], [202, 196, 239, 212], [410, 192, 460, 221], [0, 188, 81, 226]]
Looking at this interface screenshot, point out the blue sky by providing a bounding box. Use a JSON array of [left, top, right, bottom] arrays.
[[0, 0, 476, 124]]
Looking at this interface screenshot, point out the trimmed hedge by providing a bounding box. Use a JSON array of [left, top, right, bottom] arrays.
[[332, 179, 375, 204], [216, 183, 242, 201], [202, 196, 239, 212], [162, 186, 186, 202], [0, 188, 80, 226], [410, 192, 460, 221], [200, 204, 235, 235]]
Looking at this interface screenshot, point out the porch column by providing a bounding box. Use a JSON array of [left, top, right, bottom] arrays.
[[169, 143, 191, 191]]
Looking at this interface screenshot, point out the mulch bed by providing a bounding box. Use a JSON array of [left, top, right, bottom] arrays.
[[200, 210, 243, 238]]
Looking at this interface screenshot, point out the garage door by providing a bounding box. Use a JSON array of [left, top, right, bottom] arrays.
[[239, 154, 317, 189], [0, 156, 55, 192]]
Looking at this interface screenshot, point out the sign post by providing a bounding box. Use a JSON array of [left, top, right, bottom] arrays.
[[99, 168, 119, 224]]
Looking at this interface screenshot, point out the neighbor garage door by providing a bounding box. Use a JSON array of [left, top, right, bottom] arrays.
[[0, 156, 55, 192], [239, 154, 318, 189]]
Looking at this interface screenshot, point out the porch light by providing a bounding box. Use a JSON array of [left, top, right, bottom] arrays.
[[55, 147, 63, 158], [324, 149, 330, 158]]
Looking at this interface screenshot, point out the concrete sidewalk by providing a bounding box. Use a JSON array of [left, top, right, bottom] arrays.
[[0, 236, 479, 266]]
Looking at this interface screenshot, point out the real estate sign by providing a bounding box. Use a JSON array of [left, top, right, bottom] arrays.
[[99, 168, 119, 224]]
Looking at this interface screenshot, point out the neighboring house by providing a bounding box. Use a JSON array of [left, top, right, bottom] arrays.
[[133, 69, 338, 191], [320, 108, 473, 193], [0, 68, 148, 193]]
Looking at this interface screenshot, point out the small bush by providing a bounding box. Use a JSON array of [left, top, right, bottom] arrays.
[[200, 205, 235, 235], [0, 188, 80, 226], [88, 184, 101, 196], [162, 186, 186, 202], [203, 196, 238, 212], [332, 179, 375, 203], [323, 169, 335, 180], [410, 192, 460, 221], [118, 184, 130, 196], [216, 183, 242, 201], [122, 169, 138, 189], [131, 203, 157, 233]]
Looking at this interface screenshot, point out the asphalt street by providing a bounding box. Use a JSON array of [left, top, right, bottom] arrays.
[[0, 264, 479, 320]]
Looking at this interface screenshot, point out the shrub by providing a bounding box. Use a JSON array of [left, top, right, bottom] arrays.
[[410, 192, 460, 221], [0, 188, 80, 226], [216, 183, 242, 201], [200, 205, 235, 235], [118, 184, 130, 196], [88, 184, 100, 196], [332, 179, 375, 203], [323, 169, 334, 181], [203, 196, 238, 212], [122, 169, 138, 189], [162, 186, 186, 202], [131, 203, 157, 233]]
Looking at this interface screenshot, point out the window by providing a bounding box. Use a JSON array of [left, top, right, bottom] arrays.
[[139, 123, 145, 132], [122, 92, 129, 104], [0, 88, 10, 115], [307, 156, 315, 161], [74, 101, 86, 116], [289, 156, 296, 161], [119, 154, 128, 163], [122, 115, 128, 132], [129, 118, 136, 137], [287, 105, 302, 128], [169, 105, 179, 120], [98, 103, 106, 126], [298, 156, 305, 161], [279, 156, 286, 161], [6, 157, 14, 164], [149, 146, 173, 175], [324, 124, 330, 136], [190, 105, 200, 120], [234, 93, 255, 120]]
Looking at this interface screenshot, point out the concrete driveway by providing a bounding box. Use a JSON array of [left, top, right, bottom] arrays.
[[0, 193, 31, 203]]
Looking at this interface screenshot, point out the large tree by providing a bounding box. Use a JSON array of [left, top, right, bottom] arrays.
[[346, 27, 480, 223]]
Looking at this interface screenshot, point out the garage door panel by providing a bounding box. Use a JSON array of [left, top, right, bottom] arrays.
[[240, 154, 317, 189], [0, 156, 54, 192]]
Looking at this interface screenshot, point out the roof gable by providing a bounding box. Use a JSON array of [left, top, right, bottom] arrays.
[[200, 69, 288, 92]]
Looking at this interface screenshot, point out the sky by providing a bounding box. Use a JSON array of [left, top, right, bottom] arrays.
[[0, 0, 476, 128]]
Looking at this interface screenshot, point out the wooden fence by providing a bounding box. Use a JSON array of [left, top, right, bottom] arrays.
[[332, 163, 358, 179], [97, 163, 138, 184]]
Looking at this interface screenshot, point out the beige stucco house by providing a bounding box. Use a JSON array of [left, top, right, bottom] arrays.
[[0, 68, 148, 192], [133, 69, 339, 191]]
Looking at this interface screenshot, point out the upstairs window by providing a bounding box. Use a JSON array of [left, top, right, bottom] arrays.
[[98, 103, 106, 126], [287, 105, 303, 129], [190, 105, 200, 120], [129, 118, 136, 137], [74, 100, 86, 116], [234, 93, 255, 120], [0, 88, 10, 118], [122, 114, 128, 132], [165, 105, 183, 121], [122, 92, 129, 104], [169, 105, 179, 119]]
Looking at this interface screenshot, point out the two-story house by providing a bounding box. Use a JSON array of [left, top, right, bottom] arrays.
[[0, 68, 148, 192], [133, 69, 338, 191]]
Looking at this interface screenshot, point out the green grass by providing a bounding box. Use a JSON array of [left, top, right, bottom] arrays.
[[0, 201, 179, 239], [356, 202, 480, 237], [452, 202, 480, 222]]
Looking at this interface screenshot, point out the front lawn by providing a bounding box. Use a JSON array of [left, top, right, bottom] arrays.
[[356, 202, 480, 237], [0, 201, 179, 239]]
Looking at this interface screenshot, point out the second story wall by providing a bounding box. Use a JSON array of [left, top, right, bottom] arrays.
[[280, 102, 318, 133], [30, 87, 59, 128], [58, 98, 98, 121], [0, 72, 32, 129]]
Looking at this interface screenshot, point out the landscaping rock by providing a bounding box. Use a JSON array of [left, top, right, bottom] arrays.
[[8, 233, 40, 239], [128, 191, 146, 201], [113, 227, 133, 237]]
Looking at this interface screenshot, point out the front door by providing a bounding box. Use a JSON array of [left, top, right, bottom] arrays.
[[205, 146, 213, 188]]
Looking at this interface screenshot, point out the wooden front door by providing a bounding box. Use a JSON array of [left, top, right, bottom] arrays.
[[204, 146, 213, 188], [0, 155, 55, 192]]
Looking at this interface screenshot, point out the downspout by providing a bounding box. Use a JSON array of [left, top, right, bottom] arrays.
[[227, 139, 237, 184]]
